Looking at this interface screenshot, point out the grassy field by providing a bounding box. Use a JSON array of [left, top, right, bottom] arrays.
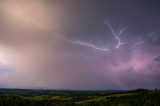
[[0, 88, 159, 106]]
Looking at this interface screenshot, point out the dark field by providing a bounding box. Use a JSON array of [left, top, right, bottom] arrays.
[[0, 88, 160, 106]]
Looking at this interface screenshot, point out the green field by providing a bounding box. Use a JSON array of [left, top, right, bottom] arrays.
[[0, 88, 159, 106]]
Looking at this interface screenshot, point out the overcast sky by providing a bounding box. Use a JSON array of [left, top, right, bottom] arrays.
[[0, 0, 160, 90]]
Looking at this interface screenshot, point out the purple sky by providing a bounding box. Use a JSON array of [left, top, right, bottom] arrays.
[[0, 0, 160, 90]]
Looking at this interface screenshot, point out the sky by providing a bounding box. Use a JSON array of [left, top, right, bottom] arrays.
[[0, 0, 160, 90]]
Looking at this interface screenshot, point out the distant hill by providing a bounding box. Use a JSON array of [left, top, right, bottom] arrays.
[[0, 88, 125, 96], [0, 88, 159, 106]]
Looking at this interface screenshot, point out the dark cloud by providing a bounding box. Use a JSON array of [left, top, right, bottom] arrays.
[[0, 0, 160, 89]]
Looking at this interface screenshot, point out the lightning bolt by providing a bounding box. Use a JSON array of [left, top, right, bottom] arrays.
[[56, 22, 127, 56], [105, 22, 127, 48], [69, 41, 110, 51], [55, 34, 110, 52]]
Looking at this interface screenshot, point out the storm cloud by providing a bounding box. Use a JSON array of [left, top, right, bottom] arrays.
[[0, 0, 160, 90]]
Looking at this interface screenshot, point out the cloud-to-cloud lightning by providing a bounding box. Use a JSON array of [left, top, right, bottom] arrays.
[[65, 39, 110, 52], [59, 23, 127, 53], [105, 23, 127, 49]]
